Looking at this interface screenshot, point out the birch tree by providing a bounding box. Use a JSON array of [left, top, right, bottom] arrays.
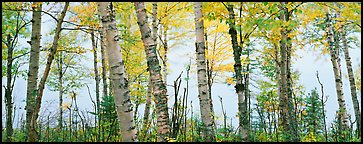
[[24, 2, 42, 142], [194, 2, 216, 142], [29, 2, 69, 141], [337, 7, 361, 136], [225, 3, 247, 141], [134, 2, 170, 142], [98, 2, 137, 141], [142, 2, 158, 134], [325, 8, 350, 131]]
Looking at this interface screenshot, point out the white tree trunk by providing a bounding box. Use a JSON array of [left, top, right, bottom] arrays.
[[338, 11, 361, 135], [326, 9, 349, 130], [98, 2, 137, 141], [194, 2, 215, 142], [134, 2, 170, 142]]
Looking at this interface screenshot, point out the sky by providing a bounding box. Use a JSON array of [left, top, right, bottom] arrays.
[[2, 2, 361, 131]]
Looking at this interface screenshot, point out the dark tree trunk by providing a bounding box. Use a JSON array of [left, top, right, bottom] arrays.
[[226, 3, 247, 141]]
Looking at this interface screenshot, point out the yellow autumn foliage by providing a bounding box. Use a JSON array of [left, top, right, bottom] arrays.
[[302, 132, 317, 142]]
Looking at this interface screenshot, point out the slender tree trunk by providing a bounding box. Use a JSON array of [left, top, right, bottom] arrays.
[[57, 52, 63, 131], [226, 3, 247, 141], [193, 2, 215, 142], [283, 4, 299, 141], [277, 2, 290, 141], [339, 13, 361, 137], [184, 59, 191, 141], [273, 43, 281, 111], [68, 105, 72, 141], [316, 71, 328, 141], [98, 2, 137, 141], [239, 3, 251, 140], [244, 50, 251, 142], [219, 96, 227, 134], [5, 34, 14, 142], [273, 43, 281, 141], [134, 2, 170, 142], [29, 3, 69, 142], [142, 2, 158, 133], [325, 9, 349, 131], [91, 30, 101, 114], [205, 32, 216, 132], [91, 30, 101, 141], [97, 24, 107, 142], [25, 2, 42, 142], [171, 73, 182, 138]]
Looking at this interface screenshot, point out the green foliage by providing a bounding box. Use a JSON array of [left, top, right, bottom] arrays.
[[301, 88, 325, 142], [99, 95, 117, 120], [99, 95, 120, 142], [2, 2, 31, 79], [46, 31, 88, 93]]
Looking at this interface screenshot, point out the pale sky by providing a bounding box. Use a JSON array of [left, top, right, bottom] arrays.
[[2, 2, 361, 130]]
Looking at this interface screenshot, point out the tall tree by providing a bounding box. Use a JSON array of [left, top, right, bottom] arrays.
[[325, 7, 350, 131], [142, 2, 158, 134], [91, 30, 101, 114], [5, 32, 14, 143], [238, 3, 250, 141], [194, 2, 215, 142], [24, 2, 42, 142], [243, 47, 251, 141], [91, 29, 101, 140], [56, 50, 63, 130], [98, 2, 137, 141], [134, 2, 170, 142], [281, 2, 299, 141], [226, 3, 247, 141], [29, 2, 69, 141], [338, 9, 361, 137], [277, 2, 294, 141]]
